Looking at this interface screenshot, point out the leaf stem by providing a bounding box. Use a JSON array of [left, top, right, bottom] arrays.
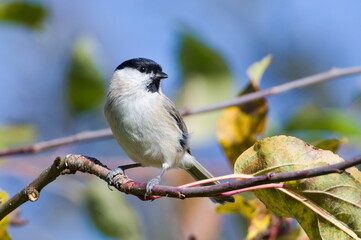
[[218, 183, 284, 196]]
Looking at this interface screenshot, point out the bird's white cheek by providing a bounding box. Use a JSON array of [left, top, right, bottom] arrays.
[[111, 69, 152, 93]]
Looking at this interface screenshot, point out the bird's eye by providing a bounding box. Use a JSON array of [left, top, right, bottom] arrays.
[[139, 67, 146, 73]]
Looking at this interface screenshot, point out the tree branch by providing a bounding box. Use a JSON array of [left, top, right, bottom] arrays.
[[180, 66, 361, 116], [0, 66, 361, 158], [0, 129, 112, 157], [0, 155, 109, 220], [1, 154, 360, 221]]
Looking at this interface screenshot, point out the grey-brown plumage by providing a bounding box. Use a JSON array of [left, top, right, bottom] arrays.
[[162, 97, 234, 203]]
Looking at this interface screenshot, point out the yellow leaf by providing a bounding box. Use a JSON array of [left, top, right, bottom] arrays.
[[217, 56, 270, 166], [234, 135, 361, 240], [247, 55, 272, 85], [246, 212, 271, 240], [216, 195, 256, 218], [0, 191, 11, 240]]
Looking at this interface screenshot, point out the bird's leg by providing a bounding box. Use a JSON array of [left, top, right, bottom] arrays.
[[107, 163, 142, 189], [146, 163, 170, 195]]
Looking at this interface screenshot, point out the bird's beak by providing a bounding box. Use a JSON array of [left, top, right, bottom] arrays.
[[156, 72, 168, 80]]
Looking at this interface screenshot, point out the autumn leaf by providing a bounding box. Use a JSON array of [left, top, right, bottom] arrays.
[[217, 55, 271, 166], [234, 135, 361, 240], [0, 191, 11, 240]]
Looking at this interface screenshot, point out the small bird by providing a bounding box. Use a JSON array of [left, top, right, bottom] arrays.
[[104, 58, 234, 204]]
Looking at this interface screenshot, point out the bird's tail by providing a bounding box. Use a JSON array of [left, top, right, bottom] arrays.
[[183, 155, 235, 204]]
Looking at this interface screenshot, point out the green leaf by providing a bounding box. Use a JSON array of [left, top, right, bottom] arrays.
[[83, 179, 141, 240], [234, 136, 361, 240], [0, 191, 11, 240], [313, 138, 347, 153], [177, 34, 233, 142], [285, 105, 361, 137], [66, 39, 105, 113], [0, 1, 47, 30], [0, 124, 36, 150], [217, 55, 270, 166], [179, 34, 230, 80]]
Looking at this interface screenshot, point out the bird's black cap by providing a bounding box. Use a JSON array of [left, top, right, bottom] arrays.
[[115, 58, 163, 74]]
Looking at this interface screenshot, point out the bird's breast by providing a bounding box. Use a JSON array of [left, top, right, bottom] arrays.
[[105, 93, 183, 168]]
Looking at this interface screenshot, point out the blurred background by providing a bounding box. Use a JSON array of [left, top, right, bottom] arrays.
[[1, 1, 361, 239]]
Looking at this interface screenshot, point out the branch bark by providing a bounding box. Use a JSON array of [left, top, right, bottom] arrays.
[[0, 66, 361, 158], [1, 154, 360, 221]]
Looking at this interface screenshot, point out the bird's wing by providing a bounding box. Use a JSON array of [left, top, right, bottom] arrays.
[[162, 96, 191, 154]]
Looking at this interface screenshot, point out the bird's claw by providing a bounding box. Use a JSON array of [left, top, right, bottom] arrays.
[[146, 176, 160, 196], [106, 167, 127, 190]]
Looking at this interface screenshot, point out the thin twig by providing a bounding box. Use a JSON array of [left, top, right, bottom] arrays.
[[0, 155, 109, 220], [0, 66, 361, 158], [0, 129, 112, 157], [180, 66, 361, 115], [1, 154, 360, 220]]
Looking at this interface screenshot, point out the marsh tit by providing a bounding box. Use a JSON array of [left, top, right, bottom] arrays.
[[104, 58, 234, 204]]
